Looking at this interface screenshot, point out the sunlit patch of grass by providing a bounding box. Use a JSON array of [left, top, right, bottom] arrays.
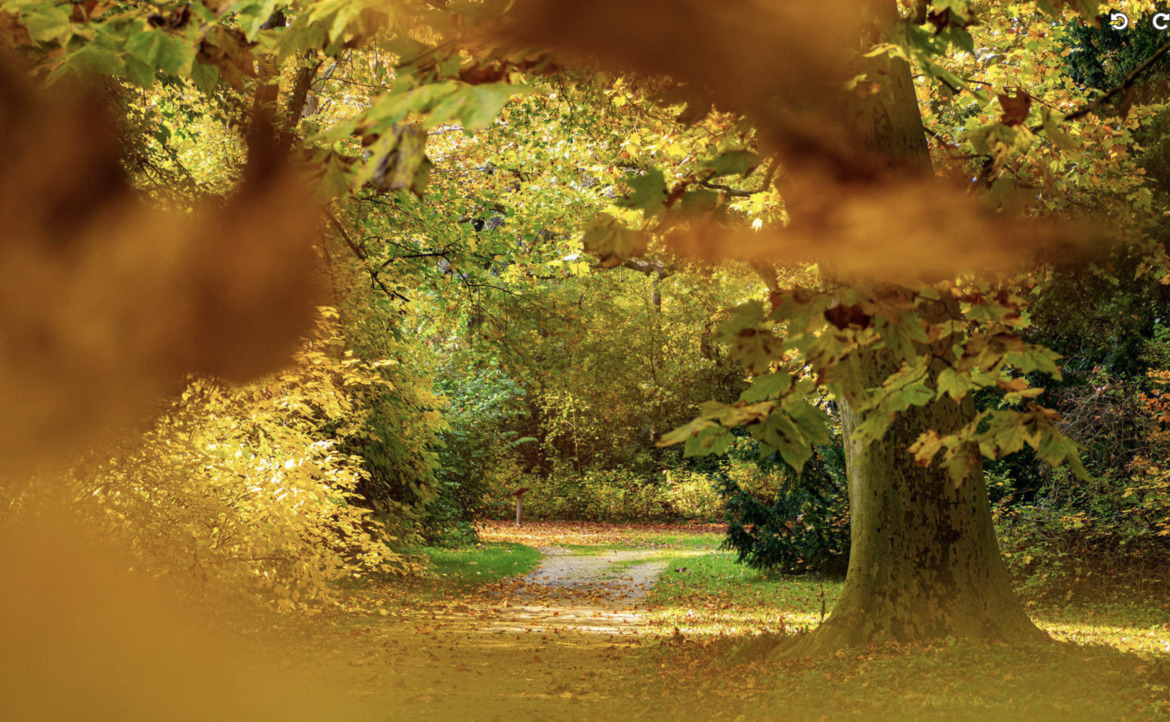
[[324, 542, 541, 619], [415, 541, 542, 587], [645, 551, 844, 636], [601, 554, 675, 572], [1040, 621, 1170, 657], [563, 534, 722, 555], [1021, 597, 1170, 658]]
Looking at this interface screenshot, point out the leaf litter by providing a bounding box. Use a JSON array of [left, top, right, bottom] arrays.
[[218, 523, 1170, 721]]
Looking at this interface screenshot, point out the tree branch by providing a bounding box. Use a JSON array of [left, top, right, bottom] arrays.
[[324, 210, 410, 304], [285, 54, 322, 120], [619, 257, 675, 278], [1036, 35, 1170, 129], [696, 178, 755, 197]]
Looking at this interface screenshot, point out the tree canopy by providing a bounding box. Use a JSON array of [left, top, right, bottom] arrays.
[[3, 0, 1170, 663]]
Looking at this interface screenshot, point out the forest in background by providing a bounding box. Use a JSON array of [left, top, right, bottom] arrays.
[[0, 0, 1168, 655]]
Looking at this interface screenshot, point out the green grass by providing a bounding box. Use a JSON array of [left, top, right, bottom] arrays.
[[646, 551, 844, 636], [414, 541, 542, 587], [1030, 597, 1170, 659], [321, 542, 543, 620]]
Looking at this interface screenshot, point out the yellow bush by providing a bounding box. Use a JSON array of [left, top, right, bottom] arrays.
[[63, 311, 406, 609], [663, 471, 725, 521]]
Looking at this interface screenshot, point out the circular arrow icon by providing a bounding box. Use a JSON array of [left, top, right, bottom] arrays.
[[1110, 11, 1131, 30]]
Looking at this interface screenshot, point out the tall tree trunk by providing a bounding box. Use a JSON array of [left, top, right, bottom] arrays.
[[783, 0, 1045, 655], [787, 342, 1045, 656]]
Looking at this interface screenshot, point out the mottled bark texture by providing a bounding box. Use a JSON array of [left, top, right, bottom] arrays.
[[780, 1, 1045, 656], [784, 345, 1045, 657]]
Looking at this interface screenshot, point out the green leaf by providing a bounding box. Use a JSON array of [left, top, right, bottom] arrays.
[[65, 44, 124, 79], [685, 424, 734, 457], [751, 411, 806, 474], [989, 415, 1028, 457], [1034, 426, 1089, 480], [1040, 108, 1079, 151], [582, 218, 646, 268], [937, 367, 971, 401], [241, 0, 278, 41], [703, 150, 760, 178], [126, 29, 196, 76], [940, 26, 975, 54], [1003, 345, 1063, 379], [190, 62, 220, 96], [122, 55, 157, 88], [660, 419, 733, 457], [943, 443, 981, 487], [754, 411, 803, 462], [460, 83, 523, 130], [617, 168, 668, 215], [852, 359, 934, 445], [784, 399, 832, 448], [719, 301, 768, 337], [657, 418, 712, 447], [729, 328, 781, 376], [698, 400, 730, 420], [698, 400, 774, 427], [25, 4, 72, 44], [738, 372, 793, 403], [959, 331, 1025, 372]]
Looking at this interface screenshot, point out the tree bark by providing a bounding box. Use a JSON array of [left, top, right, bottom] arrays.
[[780, 0, 1046, 655], [785, 343, 1045, 656]]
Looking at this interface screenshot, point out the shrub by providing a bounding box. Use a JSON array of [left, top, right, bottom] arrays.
[[717, 439, 850, 575], [61, 313, 408, 610], [426, 362, 530, 544], [663, 470, 725, 521], [511, 464, 723, 523]]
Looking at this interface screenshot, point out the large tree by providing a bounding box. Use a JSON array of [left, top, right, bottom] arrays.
[[2, 0, 1159, 652], [500, 0, 1140, 653], [781, 2, 1045, 653]]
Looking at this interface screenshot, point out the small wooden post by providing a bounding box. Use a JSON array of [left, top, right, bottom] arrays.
[[511, 486, 531, 526]]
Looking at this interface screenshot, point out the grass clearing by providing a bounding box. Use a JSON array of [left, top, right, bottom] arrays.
[[311, 530, 1170, 721], [647, 550, 843, 636], [415, 541, 542, 586], [1030, 597, 1170, 659], [562, 532, 722, 554], [341, 541, 544, 606]]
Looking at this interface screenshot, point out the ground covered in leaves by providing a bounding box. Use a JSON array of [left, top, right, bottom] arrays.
[[251, 522, 1170, 721]]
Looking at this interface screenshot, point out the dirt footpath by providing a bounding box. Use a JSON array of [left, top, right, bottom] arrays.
[[273, 544, 719, 722]]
